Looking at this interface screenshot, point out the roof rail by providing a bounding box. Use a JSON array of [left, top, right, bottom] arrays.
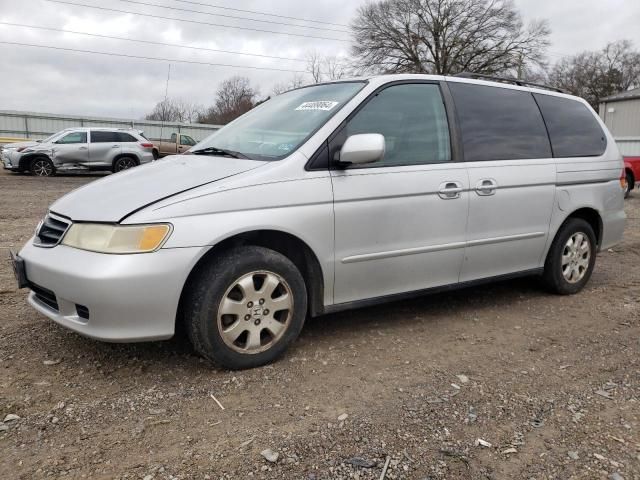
[[453, 72, 566, 94]]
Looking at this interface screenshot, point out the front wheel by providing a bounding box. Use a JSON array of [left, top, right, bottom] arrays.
[[183, 246, 307, 369], [30, 156, 55, 177], [542, 218, 596, 295]]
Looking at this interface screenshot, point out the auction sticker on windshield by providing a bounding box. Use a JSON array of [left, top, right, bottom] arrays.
[[295, 101, 339, 111]]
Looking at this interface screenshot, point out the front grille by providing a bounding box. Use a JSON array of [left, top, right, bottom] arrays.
[[30, 282, 59, 311], [35, 214, 70, 247]]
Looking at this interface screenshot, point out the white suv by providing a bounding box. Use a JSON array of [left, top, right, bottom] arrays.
[[6, 128, 155, 176]]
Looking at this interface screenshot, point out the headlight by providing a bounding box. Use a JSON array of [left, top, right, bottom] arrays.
[[61, 223, 172, 254]]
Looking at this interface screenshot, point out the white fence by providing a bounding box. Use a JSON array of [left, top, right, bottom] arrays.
[[0, 110, 222, 143]]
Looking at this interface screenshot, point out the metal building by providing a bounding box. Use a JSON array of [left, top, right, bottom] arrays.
[[0, 110, 221, 144], [599, 88, 640, 156]]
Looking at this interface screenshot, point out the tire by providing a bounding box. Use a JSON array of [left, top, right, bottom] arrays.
[[542, 218, 597, 295], [30, 156, 55, 177], [112, 156, 137, 173], [152, 149, 159, 160], [625, 173, 633, 198], [183, 246, 307, 369]]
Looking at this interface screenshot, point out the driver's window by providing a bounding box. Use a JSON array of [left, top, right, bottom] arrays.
[[56, 132, 87, 144], [181, 135, 196, 146], [338, 83, 451, 167]]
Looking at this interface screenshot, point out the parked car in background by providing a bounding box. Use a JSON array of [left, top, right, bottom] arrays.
[[4, 128, 155, 176], [13, 74, 626, 369], [624, 156, 640, 197], [154, 132, 198, 157], [1, 130, 71, 172]]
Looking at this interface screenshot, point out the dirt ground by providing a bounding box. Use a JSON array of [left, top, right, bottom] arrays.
[[0, 168, 639, 480]]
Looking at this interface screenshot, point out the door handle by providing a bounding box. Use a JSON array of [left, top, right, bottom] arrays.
[[475, 179, 498, 196], [112, 145, 120, 148], [78, 146, 88, 150], [438, 181, 463, 199]]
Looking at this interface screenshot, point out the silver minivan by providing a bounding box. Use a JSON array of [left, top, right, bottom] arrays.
[[13, 74, 626, 369]]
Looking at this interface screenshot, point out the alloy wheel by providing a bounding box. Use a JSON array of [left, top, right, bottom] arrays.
[[32, 159, 53, 176], [116, 158, 136, 171]]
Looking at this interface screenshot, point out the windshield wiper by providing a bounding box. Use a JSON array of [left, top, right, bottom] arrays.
[[190, 146, 248, 159]]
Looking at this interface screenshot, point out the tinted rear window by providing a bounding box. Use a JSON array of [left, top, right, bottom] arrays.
[[91, 131, 119, 143], [533, 94, 606, 157], [449, 83, 551, 161], [116, 133, 138, 142]]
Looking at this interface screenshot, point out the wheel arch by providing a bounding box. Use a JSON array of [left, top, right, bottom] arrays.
[[562, 207, 603, 249], [176, 229, 326, 332], [19, 153, 51, 171]]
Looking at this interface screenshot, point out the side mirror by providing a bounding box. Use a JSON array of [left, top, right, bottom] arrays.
[[339, 134, 385, 165]]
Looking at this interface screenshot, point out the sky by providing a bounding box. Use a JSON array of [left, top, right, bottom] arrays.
[[0, 0, 639, 120]]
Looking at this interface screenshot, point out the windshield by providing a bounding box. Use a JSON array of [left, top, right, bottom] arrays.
[[194, 81, 365, 160], [41, 132, 65, 143]]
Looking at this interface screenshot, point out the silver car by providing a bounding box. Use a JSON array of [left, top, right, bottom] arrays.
[[1, 130, 70, 172], [6, 128, 155, 176], [13, 74, 626, 369]]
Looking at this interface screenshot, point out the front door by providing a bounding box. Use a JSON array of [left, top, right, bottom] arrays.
[[52, 131, 88, 166], [330, 82, 469, 305], [446, 81, 556, 282]]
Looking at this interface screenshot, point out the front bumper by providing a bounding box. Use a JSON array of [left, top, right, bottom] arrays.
[[19, 239, 206, 342], [2, 150, 20, 170]]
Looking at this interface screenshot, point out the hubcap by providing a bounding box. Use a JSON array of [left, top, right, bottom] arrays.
[[561, 232, 591, 284], [33, 160, 52, 176], [217, 271, 293, 354], [116, 158, 135, 171]]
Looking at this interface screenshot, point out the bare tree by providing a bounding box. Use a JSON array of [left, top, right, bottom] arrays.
[[305, 50, 351, 83], [145, 98, 180, 122], [549, 40, 640, 109], [350, 0, 550, 77], [323, 56, 349, 80], [272, 74, 308, 95], [198, 76, 258, 124], [307, 51, 323, 83], [145, 98, 204, 123]]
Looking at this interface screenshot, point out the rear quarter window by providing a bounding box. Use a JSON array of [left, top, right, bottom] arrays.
[[449, 82, 551, 161], [533, 94, 607, 157], [116, 133, 138, 142]]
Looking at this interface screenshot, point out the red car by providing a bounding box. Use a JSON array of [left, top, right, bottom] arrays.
[[624, 156, 640, 198]]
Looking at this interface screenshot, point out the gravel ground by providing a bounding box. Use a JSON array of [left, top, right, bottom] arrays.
[[0, 168, 639, 480]]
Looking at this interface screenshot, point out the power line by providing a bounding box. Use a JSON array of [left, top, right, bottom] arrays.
[[0, 41, 308, 72], [117, 0, 350, 34], [43, 0, 351, 43], [174, 0, 350, 28], [0, 21, 307, 62]]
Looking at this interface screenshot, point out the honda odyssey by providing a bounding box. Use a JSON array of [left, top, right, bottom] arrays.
[[12, 74, 626, 369]]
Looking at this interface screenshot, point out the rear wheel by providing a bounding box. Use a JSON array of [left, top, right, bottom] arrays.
[[542, 218, 596, 295], [152, 149, 159, 160], [625, 172, 633, 198], [183, 246, 307, 369], [30, 157, 55, 177], [112, 156, 137, 173]]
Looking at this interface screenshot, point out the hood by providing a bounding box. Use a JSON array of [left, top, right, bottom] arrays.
[[2, 141, 39, 149], [50, 155, 266, 222]]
